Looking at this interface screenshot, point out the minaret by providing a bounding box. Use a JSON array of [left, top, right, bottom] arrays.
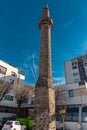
[[33, 5, 56, 130]]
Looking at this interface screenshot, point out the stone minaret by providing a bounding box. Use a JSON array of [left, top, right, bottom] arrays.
[[33, 5, 56, 130]]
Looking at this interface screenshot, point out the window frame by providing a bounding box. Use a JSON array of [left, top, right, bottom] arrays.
[[69, 90, 74, 97]]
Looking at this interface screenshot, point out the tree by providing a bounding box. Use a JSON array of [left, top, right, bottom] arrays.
[[0, 80, 12, 101], [55, 86, 68, 130], [14, 85, 34, 117], [55, 86, 68, 109]]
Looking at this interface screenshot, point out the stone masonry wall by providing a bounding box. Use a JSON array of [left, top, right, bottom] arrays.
[[33, 86, 56, 130]]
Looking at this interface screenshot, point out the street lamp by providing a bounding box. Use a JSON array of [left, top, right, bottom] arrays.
[[58, 107, 67, 130]]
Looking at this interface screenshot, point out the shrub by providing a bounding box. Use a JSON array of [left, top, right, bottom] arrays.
[[17, 117, 33, 129]]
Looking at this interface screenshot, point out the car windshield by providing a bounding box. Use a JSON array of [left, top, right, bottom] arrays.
[[6, 122, 12, 125]]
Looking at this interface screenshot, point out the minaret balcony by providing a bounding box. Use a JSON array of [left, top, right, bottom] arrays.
[[39, 17, 53, 29]]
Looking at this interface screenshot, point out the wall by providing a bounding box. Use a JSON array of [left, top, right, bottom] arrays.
[[0, 112, 16, 118]]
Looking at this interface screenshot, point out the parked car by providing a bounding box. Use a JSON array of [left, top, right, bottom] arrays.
[[0, 119, 6, 130], [2, 120, 27, 130]]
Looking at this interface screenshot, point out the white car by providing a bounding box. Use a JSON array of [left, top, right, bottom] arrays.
[[2, 120, 27, 130]]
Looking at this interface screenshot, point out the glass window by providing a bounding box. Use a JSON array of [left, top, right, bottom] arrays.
[[65, 112, 72, 121], [0, 65, 7, 75], [69, 90, 74, 97], [10, 79, 14, 84], [15, 122, 20, 125], [22, 98, 28, 103], [73, 72, 78, 76], [85, 63, 87, 66], [65, 106, 79, 122], [4, 95, 13, 101], [82, 112, 87, 122], [72, 62, 77, 66], [6, 122, 12, 125], [79, 82, 85, 85], [74, 78, 79, 82], [56, 113, 61, 121], [72, 66, 77, 69], [72, 112, 78, 121], [82, 107, 87, 122], [11, 72, 16, 76]]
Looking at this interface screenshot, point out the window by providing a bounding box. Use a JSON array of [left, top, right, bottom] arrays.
[[69, 90, 74, 97], [72, 112, 78, 121], [31, 97, 35, 105], [0, 106, 16, 113], [65, 112, 72, 121], [22, 98, 28, 103], [65, 106, 79, 122], [15, 122, 20, 125], [10, 79, 14, 84], [73, 72, 78, 76], [72, 66, 77, 69], [82, 112, 87, 122], [11, 71, 16, 76], [74, 78, 79, 82], [0, 75, 4, 80], [79, 82, 85, 85], [84, 63, 87, 66], [56, 113, 61, 121], [0, 65, 7, 75], [4, 95, 13, 101], [6, 122, 12, 125], [82, 107, 87, 122], [72, 61, 77, 66]]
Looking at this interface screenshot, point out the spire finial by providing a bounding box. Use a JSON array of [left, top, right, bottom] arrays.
[[44, 4, 49, 9], [44, 0, 49, 9]]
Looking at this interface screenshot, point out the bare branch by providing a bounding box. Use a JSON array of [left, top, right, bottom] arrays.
[[55, 86, 68, 107], [14, 84, 35, 117], [0, 80, 12, 101]]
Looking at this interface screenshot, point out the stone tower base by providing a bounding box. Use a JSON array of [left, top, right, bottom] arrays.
[[33, 86, 56, 130]]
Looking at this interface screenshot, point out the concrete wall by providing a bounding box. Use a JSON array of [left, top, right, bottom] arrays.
[[0, 60, 25, 85], [64, 60, 80, 84], [55, 83, 87, 105], [0, 112, 16, 118], [56, 121, 87, 130]]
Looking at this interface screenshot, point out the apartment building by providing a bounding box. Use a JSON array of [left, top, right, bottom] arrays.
[[55, 82, 87, 130], [55, 54, 87, 130], [0, 60, 25, 118], [0, 60, 34, 119], [64, 54, 87, 84], [0, 60, 25, 85]]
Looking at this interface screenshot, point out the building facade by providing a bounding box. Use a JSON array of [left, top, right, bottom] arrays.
[[56, 54, 87, 130], [55, 82, 87, 130], [0, 60, 25, 86], [0, 60, 34, 118], [64, 54, 87, 84]]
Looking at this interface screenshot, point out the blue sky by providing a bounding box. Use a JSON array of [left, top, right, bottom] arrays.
[[0, 0, 87, 85]]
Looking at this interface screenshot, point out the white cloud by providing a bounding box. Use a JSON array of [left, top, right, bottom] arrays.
[[20, 52, 38, 83], [21, 53, 66, 86], [53, 77, 65, 86]]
